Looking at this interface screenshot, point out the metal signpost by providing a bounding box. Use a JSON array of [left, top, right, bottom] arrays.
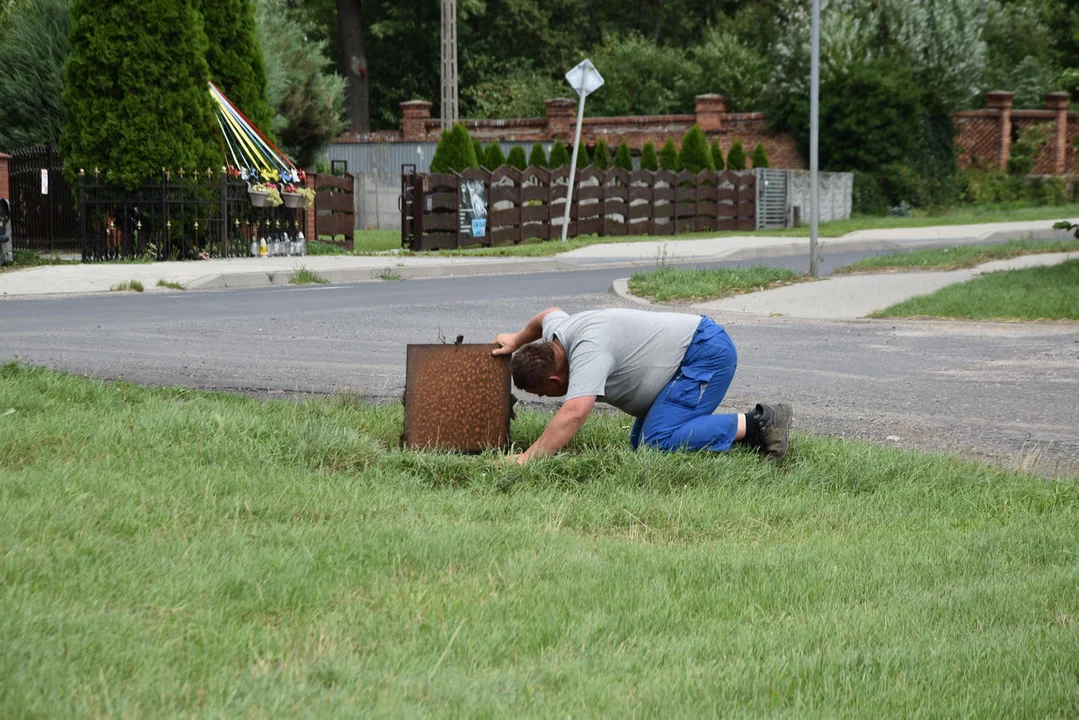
[[561, 59, 604, 243], [809, 0, 821, 276]]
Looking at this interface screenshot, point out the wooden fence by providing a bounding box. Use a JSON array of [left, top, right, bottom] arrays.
[[401, 166, 756, 251], [310, 173, 354, 244]]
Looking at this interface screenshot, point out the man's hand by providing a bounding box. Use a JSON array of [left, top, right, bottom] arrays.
[[492, 333, 519, 356]]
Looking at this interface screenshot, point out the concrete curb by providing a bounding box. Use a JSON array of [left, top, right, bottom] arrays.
[[609, 278, 652, 306]]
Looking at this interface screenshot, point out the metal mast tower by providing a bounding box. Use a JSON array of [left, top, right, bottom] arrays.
[[440, 0, 459, 130]]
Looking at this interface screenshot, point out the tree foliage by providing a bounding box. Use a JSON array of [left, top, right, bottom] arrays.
[[751, 142, 769, 168], [548, 142, 570, 169], [0, 0, 68, 150], [726, 140, 746, 171], [61, 0, 219, 187], [507, 145, 527, 170], [640, 141, 658, 171], [528, 142, 548, 168], [659, 139, 678, 170], [614, 141, 633, 171], [484, 142, 505, 170], [429, 124, 479, 173], [710, 139, 725, 170], [254, 0, 344, 169], [593, 139, 611, 170], [196, 0, 274, 137], [677, 125, 714, 173]]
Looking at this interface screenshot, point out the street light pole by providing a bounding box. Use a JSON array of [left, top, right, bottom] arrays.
[[809, 0, 821, 276]]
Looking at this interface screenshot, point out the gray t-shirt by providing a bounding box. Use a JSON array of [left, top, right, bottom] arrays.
[[541, 308, 701, 417]]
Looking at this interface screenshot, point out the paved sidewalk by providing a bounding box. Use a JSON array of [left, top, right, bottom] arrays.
[[612, 251, 1079, 320], [1, 218, 1075, 298]]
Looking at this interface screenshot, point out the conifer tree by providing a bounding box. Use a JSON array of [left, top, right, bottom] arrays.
[[593, 138, 611, 170], [549, 143, 570, 169], [726, 140, 747, 171], [473, 139, 484, 166], [528, 142, 548, 168], [711, 139, 726, 170], [575, 145, 590, 169], [751, 142, 770, 168], [677, 124, 714, 173], [659, 139, 678, 170], [507, 145, 527, 170], [61, 0, 219, 187], [484, 143, 505, 169], [429, 124, 479, 172], [196, 0, 274, 137], [614, 141, 633, 171], [640, 141, 659, 171]]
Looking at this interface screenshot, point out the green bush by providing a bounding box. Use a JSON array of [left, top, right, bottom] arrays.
[[726, 140, 746, 171], [197, 0, 274, 138], [593, 139, 611, 170], [750, 142, 769, 168], [573, 145, 590, 169], [61, 0, 220, 187], [473, 139, 485, 166], [677, 124, 714, 173], [659, 139, 678, 170], [640, 142, 658, 171], [851, 170, 888, 216], [528, 142, 548, 168], [0, 0, 69, 149], [484, 142, 506, 169], [614, 141, 633, 171], [507, 146, 527, 170], [429, 124, 480, 173], [1007, 125, 1052, 177], [549, 143, 570, 169], [710, 139, 725, 170]]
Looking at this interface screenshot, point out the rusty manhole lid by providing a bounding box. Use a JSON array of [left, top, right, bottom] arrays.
[[403, 343, 511, 451]]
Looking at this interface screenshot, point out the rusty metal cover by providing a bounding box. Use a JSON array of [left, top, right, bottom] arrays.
[[404, 343, 511, 451]]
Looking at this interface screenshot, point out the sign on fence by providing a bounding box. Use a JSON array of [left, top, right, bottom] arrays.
[[459, 178, 487, 239]]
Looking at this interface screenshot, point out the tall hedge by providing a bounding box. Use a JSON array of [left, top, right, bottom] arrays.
[[549, 143, 570, 169], [710, 139, 725, 170], [640, 141, 658, 171], [61, 0, 220, 187], [484, 143, 505, 169], [726, 140, 747, 171], [528, 142, 548, 168], [659, 139, 678, 170], [677, 125, 714, 173], [614, 141, 633, 171], [751, 142, 770, 168], [574, 144, 590, 169], [0, 0, 69, 150], [507, 145, 527, 170], [196, 0, 274, 138], [473, 139, 485, 166], [429, 124, 479, 172], [593, 139, 611, 170]]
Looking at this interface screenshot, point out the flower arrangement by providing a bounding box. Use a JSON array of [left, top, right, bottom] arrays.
[[281, 183, 317, 209], [248, 181, 282, 207]]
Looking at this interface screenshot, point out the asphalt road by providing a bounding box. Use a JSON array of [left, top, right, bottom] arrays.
[[2, 245, 1077, 476]]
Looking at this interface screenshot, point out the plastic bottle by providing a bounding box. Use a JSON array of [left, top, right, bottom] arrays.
[[258, 238, 267, 257]]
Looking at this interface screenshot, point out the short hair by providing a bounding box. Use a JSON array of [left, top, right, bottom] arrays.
[[511, 342, 556, 391]]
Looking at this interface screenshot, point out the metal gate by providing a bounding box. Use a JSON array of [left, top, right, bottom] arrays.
[[755, 168, 788, 230], [9, 144, 81, 254]]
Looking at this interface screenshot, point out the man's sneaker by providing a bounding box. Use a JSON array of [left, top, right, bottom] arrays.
[[755, 403, 793, 462]]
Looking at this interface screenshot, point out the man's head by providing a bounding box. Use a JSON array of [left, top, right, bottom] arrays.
[[511, 341, 568, 397]]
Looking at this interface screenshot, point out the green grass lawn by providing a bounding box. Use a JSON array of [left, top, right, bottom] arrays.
[[628, 266, 806, 302], [874, 260, 1079, 321], [836, 239, 1079, 274], [359, 202, 1079, 258], [1, 364, 1077, 716]]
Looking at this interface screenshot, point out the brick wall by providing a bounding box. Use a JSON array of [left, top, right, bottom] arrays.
[[0, 153, 10, 202], [336, 95, 806, 170], [954, 91, 1077, 174]]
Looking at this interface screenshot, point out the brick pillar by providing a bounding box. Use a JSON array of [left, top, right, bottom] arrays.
[[400, 100, 433, 141], [545, 98, 576, 140], [694, 94, 727, 133], [985, 91, 1015, 171], [0, 153, 10, 202], [1045, 92, 1071, 175], [305, 174, 318, 240]]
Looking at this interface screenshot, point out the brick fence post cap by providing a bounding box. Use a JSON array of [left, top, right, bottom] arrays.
[[0, 152, 10, 159], [1044, 92, 1071, 111], [545, 98, 576, 111], [400, 100, 433, 114], [985, 91, 1015, 108]]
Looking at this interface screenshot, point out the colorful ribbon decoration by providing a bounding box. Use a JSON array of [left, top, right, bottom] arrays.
[[209, 82, 303, 185]]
